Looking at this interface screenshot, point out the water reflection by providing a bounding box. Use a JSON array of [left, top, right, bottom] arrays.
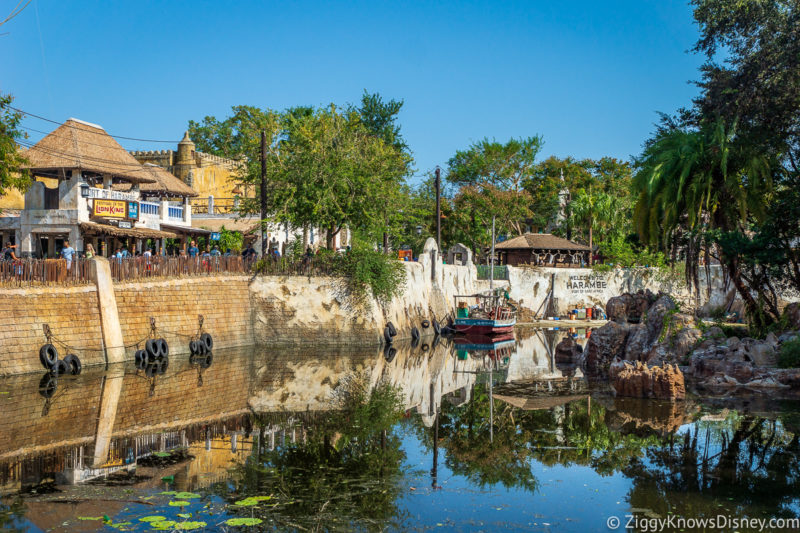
[[0, 332, 799, 531]]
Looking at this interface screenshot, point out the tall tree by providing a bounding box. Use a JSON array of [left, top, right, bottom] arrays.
[[0, 94, 30, 202], [633, 119, 774, 317], [447, 137, 542, 246]]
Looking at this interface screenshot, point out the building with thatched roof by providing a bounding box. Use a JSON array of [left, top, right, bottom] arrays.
[[494, 233, 591, 267], [0, 118, 206, 258]]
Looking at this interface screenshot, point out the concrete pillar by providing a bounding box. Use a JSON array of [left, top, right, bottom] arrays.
[[183, 196, 191, 223], [208, 195, 214, 215], [89, 257, 125, 365], [69, 226, 83, 253], [102, 174, 112, 189]]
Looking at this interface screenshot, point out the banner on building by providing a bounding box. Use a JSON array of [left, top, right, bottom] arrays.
[[92, 199, 139, 221], [93, 199, 126, 219]]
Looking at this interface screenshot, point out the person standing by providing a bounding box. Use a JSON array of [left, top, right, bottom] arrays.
[[85, 243, 96, 259], [188, 240, 199, 257], [61, 240, 75, 270]]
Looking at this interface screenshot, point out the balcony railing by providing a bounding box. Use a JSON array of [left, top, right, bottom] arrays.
[[140, 201, 160, 216], [190, 196, 239, 215], [167, 205, 184, 220]]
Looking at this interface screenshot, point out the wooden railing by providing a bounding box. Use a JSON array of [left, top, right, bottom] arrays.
[[0, 255, 341, 286], [108, 256, 254, 282], [0, 258, 93, 286]]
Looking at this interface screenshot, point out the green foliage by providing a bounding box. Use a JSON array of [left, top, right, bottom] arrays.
[[329, 244, 407, 312], [0, 94, 30, 203], [598, 235, 668, 268], [189, 94, 412, 250], [447, 136, 543, 246], [218, 226, 243, 253]]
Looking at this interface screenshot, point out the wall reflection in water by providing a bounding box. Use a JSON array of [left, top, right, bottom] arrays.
[[1, 333, 799, 531]]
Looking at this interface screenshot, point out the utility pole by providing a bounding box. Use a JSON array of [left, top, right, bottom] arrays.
[[435, 167, 441, 249], [260, 130, 268, 257]]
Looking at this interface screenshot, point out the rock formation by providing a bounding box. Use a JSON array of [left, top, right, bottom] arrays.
[[611, 361, 686, 400]]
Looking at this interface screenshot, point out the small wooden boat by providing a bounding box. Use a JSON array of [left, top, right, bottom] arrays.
[[453, 290, 516, 335]]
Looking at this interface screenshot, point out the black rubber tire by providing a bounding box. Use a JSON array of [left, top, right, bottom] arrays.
[[158, 358, 169, 375], [51, 359, 68, 375], [39, 344, 58, 370], [433, 319, 441, 336], [201, 333, 213, 352], [144, 363, 157, 378], [384, 346, 397, 363], [145, 339, 159, 360], [39, 372, 57, 398], [421, 319, 430, 329], [411, 336, 420, 349], [197, 341, 207, 355], [200, 353, 213, 369], [384, 326, 393, 345], [135, 349, 146, 368], [63, 354, 82, 375], [386, 322, 397, 337], [411, 327, 420, 340], [421, 343, 430, 353], [189, 340, 199, 355], [158, 338, 169, 358], [431, 335, 441, 350]]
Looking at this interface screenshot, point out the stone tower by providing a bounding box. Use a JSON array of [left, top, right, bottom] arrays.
[[174, 131, 196, 184]]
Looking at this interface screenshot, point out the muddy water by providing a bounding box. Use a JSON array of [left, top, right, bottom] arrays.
[[1, 329, 799, 532]]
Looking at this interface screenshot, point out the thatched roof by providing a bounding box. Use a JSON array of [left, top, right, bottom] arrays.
[[495, 233, 590, 251], [494, 394, 589, 411], [114, 163, 198, 197], [22, 119, 156, 184], [192, 217, 258, 233], [79, 222, 176, 239]]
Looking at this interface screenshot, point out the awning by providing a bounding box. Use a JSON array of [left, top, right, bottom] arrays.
[[79, 222, 177, 239], [160, 223, 212, 235]]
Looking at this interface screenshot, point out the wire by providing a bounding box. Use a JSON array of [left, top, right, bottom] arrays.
[[9, 105, 181, 143]]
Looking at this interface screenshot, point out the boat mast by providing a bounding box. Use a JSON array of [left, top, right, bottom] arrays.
[[490, 216, 495, 291]]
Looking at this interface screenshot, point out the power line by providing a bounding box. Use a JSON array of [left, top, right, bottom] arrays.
[[8, 105, 181, 143]]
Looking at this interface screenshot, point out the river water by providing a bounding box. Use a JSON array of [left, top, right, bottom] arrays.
[[1, 328, 799, 532]]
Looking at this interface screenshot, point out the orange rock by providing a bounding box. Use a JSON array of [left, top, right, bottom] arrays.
[[612, 361, 685, 400]]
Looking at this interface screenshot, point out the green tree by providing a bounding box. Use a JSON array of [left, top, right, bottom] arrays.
[[633, 119, 774, 320], [0, 94, 30, 203], [446, 136, 543, 254]]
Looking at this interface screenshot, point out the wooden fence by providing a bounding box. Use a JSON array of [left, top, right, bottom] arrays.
[[0, 255, 338, 286], [0, 258, 92, 287]]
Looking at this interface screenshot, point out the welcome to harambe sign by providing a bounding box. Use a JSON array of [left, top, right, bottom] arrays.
[[567, 274, 608, 294]]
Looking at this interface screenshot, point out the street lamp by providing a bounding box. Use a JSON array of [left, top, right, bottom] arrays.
[[80, 183, 90, 198]]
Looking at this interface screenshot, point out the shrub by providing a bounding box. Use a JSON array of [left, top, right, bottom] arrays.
[[330, 245, 407, 313], [778, 338, 800, 369]]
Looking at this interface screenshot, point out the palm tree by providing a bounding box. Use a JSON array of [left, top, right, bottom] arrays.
[[569, 188, 622, 265], [633, 119, 774, 318]]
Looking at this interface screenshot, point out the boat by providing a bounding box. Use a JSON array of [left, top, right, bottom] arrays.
[[452, 215, 517, 335], [453, 289, 517, 335]]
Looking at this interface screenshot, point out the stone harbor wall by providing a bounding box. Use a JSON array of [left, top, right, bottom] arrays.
[[249, 238, 477, 345], [0, 285, 106, 376], [0, 275, 254, 376], [506, 264, 757, 318]]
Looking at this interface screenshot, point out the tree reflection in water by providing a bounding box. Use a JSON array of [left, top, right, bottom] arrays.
[[224, 372, 409, 531], [417, 382, 800, 522]]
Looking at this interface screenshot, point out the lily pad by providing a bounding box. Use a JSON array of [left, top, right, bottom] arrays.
[[169, 500, 191, 507], [225, 518, 263, 526], [150, 520, 176, 530], [78, 516, 104, 521], [153, 452, 171, 457], [139, 516, 167, 522], [175, 521, 207, 530], [174, 492, 201, 499], [177, 513, 192, 519], [159, 491, 177, 495], [234, 495, 272, 506]]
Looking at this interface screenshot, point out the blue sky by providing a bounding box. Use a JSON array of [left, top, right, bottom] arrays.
[[3, 0, 703, 180]]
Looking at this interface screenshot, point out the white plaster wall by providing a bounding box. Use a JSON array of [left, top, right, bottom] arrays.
[[506, 264, 761, 316]]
